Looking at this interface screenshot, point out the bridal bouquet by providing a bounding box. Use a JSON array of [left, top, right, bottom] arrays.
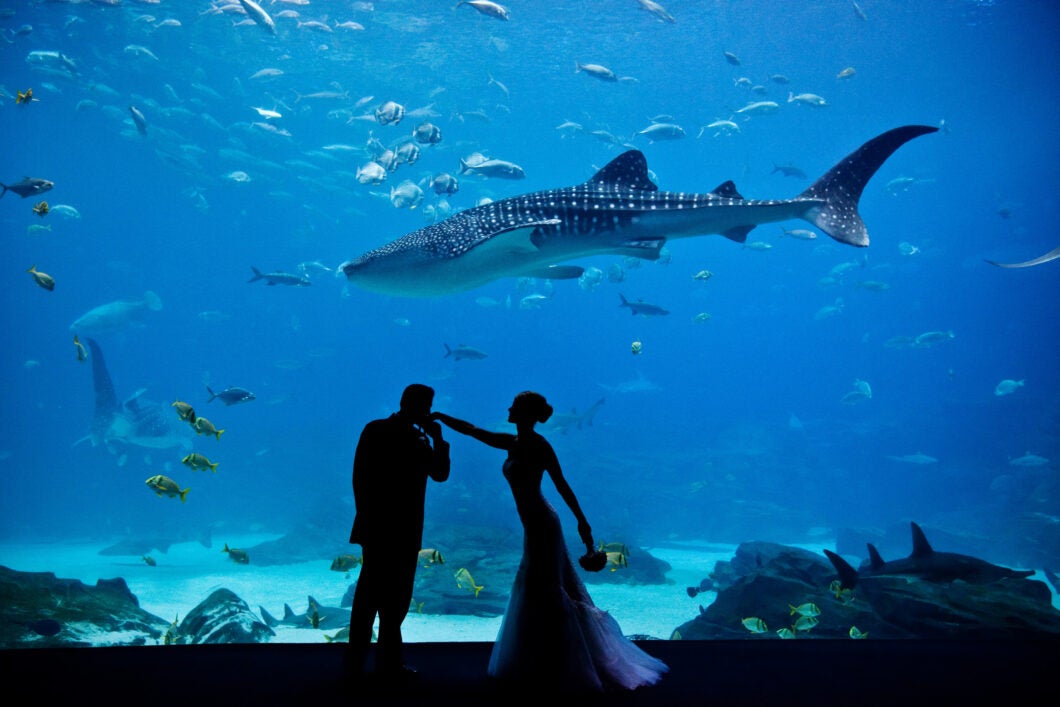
[[578, 549, 608, 572]]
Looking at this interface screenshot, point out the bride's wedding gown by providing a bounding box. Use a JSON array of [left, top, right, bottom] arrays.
[[488, 458, 668, 692]]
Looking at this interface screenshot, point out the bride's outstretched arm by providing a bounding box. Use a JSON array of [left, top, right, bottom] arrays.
[[432, 412, 512, 450], [546, 448, 594, 549]]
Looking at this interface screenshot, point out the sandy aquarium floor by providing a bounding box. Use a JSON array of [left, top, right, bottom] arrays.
[[0, 535, 750, 645]]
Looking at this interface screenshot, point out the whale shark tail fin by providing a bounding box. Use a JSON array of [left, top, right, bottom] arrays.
[[799, 125, 938, 247]]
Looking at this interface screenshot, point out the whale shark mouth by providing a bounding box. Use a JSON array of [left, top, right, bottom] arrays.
[[79, 338, 191, 454]]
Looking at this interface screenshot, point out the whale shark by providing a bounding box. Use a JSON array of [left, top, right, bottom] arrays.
[[76, 338, 192, 455], [341, 125, 937, 296], [824, 521, 1035, 591]]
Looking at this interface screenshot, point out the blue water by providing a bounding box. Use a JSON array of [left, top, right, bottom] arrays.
[[1, 1, 1057, 579]]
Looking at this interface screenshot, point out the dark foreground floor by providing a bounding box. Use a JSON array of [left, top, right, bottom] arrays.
[[5, 639, 1056, 705]]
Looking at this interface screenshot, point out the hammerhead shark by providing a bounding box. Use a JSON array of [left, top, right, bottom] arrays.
[[341, 125, 937, 296], [824, 521, 1035, 590], [259, 596, 349, 629]]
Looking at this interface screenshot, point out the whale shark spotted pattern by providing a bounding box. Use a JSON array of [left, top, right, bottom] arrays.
[[341, 125, 938, 297]]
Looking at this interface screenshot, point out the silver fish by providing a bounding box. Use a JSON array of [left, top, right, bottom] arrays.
[[248, 267, 311, 286], [458, 158, 525, 179], [237, 0, 276, 35]]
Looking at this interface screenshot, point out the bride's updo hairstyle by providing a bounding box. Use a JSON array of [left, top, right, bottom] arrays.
[[514, 391, 553, 424]]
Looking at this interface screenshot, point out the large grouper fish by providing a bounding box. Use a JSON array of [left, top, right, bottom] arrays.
[[341, 125, 937, 297]]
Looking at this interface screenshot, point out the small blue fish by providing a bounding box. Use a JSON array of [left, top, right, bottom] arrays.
[[206, 385, 256, 406]]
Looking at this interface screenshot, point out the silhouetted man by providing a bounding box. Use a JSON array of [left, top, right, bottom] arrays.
[[346, 384, 450, 681]]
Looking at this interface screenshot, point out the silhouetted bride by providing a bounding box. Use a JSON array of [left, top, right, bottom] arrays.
[[432, 391, 668, 693]]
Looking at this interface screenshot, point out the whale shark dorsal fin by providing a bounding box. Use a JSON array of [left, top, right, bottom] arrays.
[[866, 543, 885, 569], [709, 180, 745, 200], [583, 150, 658, 192], [910, 521, 934, 558]]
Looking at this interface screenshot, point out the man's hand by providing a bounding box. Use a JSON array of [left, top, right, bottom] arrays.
[[422, 419, 444, 440]]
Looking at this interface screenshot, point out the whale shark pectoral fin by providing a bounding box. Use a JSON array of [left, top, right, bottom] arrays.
[[722, 225, 754, 243], [473, 219, 562, 256]]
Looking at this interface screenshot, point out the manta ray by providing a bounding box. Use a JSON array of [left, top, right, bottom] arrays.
[[75, 338, 191, 455], [824, 521, 1035, 591], [341, 125, 938, 296]]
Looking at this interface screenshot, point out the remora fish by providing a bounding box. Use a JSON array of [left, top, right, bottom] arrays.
[[341, 125, 937, 297], [824, 521, 1035, 590]]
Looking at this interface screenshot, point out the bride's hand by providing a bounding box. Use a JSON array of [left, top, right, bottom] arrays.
[[578, 520, 593, 547]]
